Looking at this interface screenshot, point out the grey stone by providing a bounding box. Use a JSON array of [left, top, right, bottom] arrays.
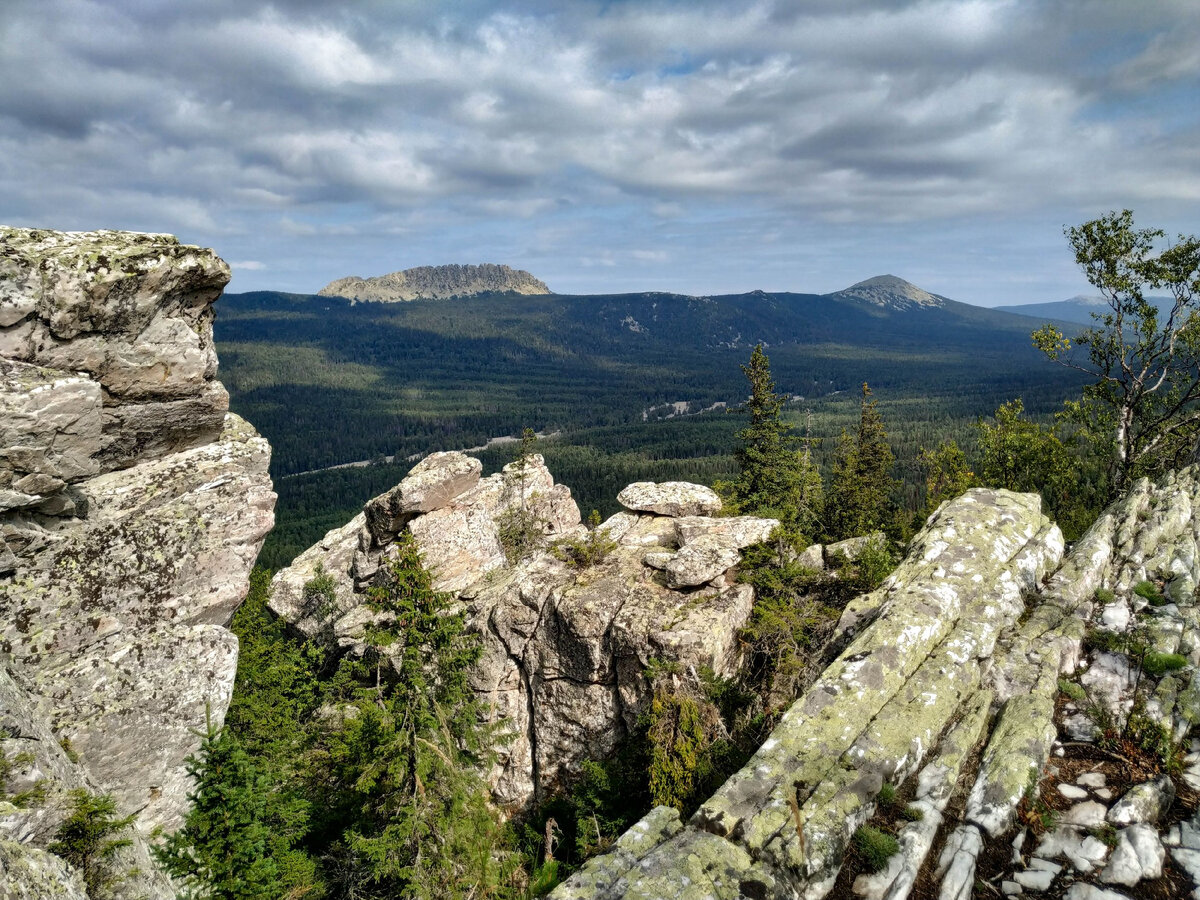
[[1034, 825, 1110, 873], [364, 450, 481, 533], [0, 841, 87, 900], [1057, 783, 1088, 800], [825, 531, 887, 563], [674, 514, 778, 548], [1061, 801, 1108, 828], [1100, 823, 1164, 886], [1013, 859, 1059, 892], [796, 542, 824, 570], [1063, 884, 1134, 900], [1107, 776, 1174, 826], [1099, 600, 1131, 630], [1076, 772, 1107, 788], [664, 534, 743, 587], [616, 480, 722, 517]]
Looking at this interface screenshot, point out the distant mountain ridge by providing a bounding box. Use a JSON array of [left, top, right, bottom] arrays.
[[995, 294, 1175, 326], [319, 263, 551, 302], [827, 274, 949, 310]]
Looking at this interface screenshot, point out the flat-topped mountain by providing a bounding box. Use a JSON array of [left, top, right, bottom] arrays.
[[827, 274, 949, 310], [319, 263, 551, 302]]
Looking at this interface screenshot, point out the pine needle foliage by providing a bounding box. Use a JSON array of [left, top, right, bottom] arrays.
[[826, 383, 895, 540], [722, 344, 823, 535], [50, 790, 135, 899]]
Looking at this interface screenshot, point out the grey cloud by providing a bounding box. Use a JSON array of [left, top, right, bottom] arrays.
[[0, 0, 1196, 302]]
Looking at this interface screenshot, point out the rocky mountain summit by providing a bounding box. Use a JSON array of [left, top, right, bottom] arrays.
[[0, 228, 275, 898], [318, 262, 551, 302], [829, 275, 949, 311]]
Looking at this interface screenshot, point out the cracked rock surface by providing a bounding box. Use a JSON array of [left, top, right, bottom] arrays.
[[0, 227, 275, 898]]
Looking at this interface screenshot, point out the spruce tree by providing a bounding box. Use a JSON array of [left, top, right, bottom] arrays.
[[826, 383, 895, 540], [725, 344, 822, 536], [318, 531, 514, 899], [155, 722, 301, 900]]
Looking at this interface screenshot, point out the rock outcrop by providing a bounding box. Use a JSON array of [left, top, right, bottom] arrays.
[[319, 263, 551, 302], [0, 228, 275, 898], [553, 467, 1200, 900], [552, 487, 1065, 899], [271, 456, 776, 808]]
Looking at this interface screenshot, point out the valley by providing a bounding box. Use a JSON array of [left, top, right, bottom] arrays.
[[214, 277, 1089, 569]]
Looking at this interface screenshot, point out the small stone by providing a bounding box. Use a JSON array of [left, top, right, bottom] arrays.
[[1058, 783, 1088, 800], [1100, 601, 1131, 630], [1002, 881, 1023, 896], [1034, 825, 1110, 873], [1055, 747, 1065, 757], [1061, 801, 1108, 827], [1076, 772, 1106, 788], [1181, 820, 1200, 850], [1063, 712, 1100, 742], [1164, 824, 1182, 848], [1107, 776, 1174, 826], [1063, 884, 1137, 900], [1101, 823, 1164, 886], [1095, 788, 1113, 800], [1013, 858, 1060, 891], [1173, 846, 1200, 882]]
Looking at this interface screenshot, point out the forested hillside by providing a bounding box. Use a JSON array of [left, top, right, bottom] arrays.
[[214, 283, 1088, 568]]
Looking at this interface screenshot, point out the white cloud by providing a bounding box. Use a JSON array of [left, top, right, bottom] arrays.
[[0, 0, 1196, 303]]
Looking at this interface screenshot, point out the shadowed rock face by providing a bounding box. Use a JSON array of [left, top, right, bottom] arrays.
[[318, 262, 551, 302], [271, 460, 777, 809], [0, 227, 275, 899]]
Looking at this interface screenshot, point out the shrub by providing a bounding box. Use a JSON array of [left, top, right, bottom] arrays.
[[497, 506, 544, 564], [1085, 628, 1125, 654], [1089, 823, 1119, 849], [49, 790, 134, 897], [877, 782, 897, 809], [853, 825, 899, 873], [1058, 679, 1087, 702], [1134, 580, 1166, 606], [553, 510, 616, 569], [900, 805, 925, 822], [1142, 652, 1187, 676], [1094, 588, 1115, 605]]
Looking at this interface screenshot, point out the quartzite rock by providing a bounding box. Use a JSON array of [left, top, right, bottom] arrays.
[[616, 481, 722, 517], [0, 226, 276, 882]]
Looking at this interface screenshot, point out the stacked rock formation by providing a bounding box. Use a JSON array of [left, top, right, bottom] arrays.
[[0, 228, 275, 899], [551, 488, 1065, 899], [271, 459, 778, 808]]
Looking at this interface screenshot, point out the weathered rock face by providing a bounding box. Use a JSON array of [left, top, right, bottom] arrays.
[[0, 228, 275, 898], [554, 466, 1200, 900], [272, 468, 775, 808], [551, 487, 1065, 900]]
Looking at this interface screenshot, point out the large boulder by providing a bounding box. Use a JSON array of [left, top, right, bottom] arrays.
[[617, 481, 722, 517]]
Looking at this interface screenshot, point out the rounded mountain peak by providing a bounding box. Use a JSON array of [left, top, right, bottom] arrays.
[[830, 274, 948, 310]]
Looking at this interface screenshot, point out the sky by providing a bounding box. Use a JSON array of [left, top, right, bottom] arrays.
[[2, 1, 1198, 306]]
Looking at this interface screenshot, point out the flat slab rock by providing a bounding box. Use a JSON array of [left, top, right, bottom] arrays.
[[617, 481, 721, 517]]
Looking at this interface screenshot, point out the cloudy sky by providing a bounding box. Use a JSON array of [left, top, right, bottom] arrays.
[[2, 1, 1198, 305]]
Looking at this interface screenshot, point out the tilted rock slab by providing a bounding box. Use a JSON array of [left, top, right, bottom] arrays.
[[550, 488, 1063, 900], [273, 466, 774, 809], [0, 227, 275, 884]]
